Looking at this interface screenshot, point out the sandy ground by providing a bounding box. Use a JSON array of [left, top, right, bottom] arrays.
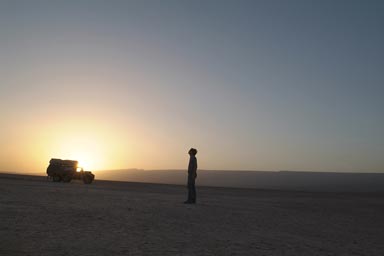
[[1, 174, 383, 256]]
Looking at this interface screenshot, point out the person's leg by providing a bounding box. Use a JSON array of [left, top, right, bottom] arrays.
[[189, 178, 196, 203], [185, 183, 193, 203], [191, 183, 196, 203], [185, 177, 195, 203]]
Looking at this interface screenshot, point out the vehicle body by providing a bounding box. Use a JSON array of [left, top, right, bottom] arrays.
[[46, 158, 95, 184]]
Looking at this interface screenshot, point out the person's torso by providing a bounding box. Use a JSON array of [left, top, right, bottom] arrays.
[[188, 156, 197, 174]]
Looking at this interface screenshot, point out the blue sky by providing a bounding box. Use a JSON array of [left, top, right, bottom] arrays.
[[1, 0, 383, 172]]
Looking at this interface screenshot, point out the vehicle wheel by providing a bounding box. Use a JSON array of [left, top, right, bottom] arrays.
[[63, 175, 72, 182], [83, 176, 92, 184], [53, 175, 61, 182]]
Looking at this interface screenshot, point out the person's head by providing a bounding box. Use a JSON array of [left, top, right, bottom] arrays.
[[188, 148, 198, 156]]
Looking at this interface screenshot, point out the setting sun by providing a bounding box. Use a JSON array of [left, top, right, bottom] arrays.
[[46, 128, 107, 171], [17, 115, 135, 174]]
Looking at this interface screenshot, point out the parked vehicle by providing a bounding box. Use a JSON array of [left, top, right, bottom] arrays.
[[46, 158, 95, 184]]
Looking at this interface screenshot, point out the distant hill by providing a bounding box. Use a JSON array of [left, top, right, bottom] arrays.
[[92, 169, 384, 192]]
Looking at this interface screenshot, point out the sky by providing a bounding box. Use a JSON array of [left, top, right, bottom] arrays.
[[1, 0, 383, 174]]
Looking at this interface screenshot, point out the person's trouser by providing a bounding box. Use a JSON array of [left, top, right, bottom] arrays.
[[187, 177, 196, 203]]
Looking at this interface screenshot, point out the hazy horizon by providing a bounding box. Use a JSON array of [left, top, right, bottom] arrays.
[[2, 167, 383, 176], [2, 169, 384, 192], [1, 1, 383, 174]]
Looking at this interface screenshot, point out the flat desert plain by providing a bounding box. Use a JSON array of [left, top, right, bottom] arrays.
[[1, 174, 383, 256]]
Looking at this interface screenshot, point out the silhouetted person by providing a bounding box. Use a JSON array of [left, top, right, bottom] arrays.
[[184, 148, 198, 204]]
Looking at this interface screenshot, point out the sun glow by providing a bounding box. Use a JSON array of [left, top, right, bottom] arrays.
[[60, 138, 107, 171], [9, 111, 141, 174], [35, 120, 119, 172]]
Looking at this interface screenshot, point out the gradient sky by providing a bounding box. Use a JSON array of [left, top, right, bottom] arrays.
[[1, 0, 383, 173]]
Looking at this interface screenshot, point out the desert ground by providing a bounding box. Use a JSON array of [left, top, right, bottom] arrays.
[[1, 174, 383, 256]]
